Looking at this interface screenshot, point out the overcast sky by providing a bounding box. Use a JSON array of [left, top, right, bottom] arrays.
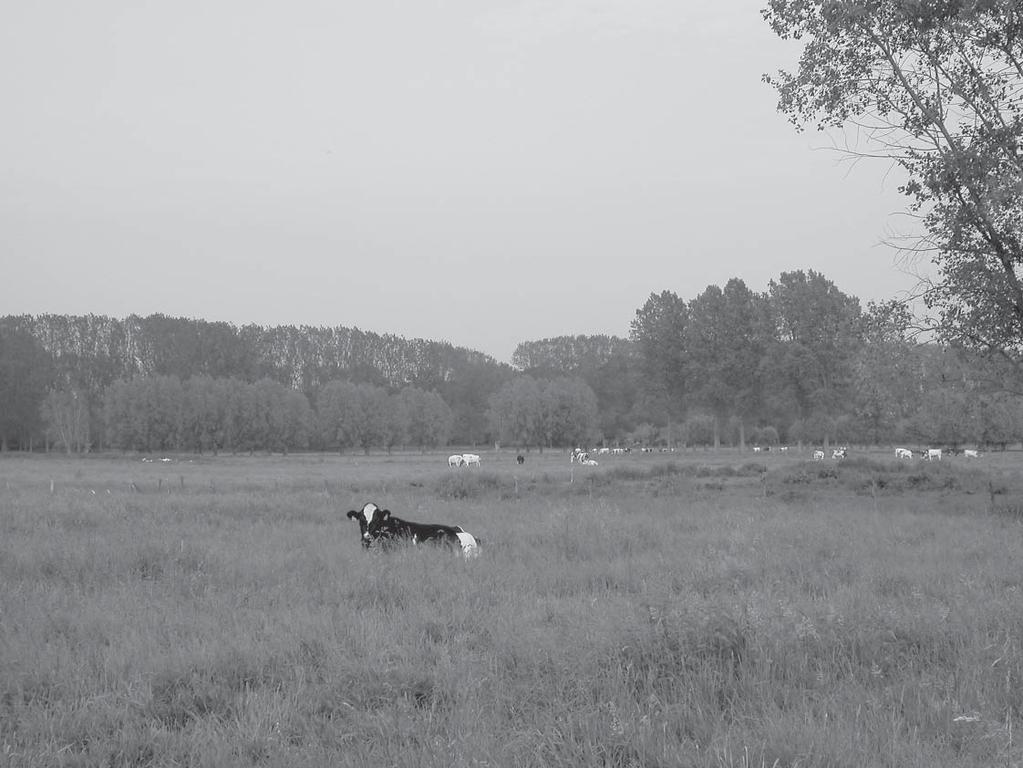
[[1, 1, 923, 362]]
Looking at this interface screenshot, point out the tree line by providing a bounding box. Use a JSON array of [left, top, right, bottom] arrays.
[[94, 376, 455, 455], [0, 314, 506, 451], [620, 272, 1023, 451], [3, 268, 1023, 454]]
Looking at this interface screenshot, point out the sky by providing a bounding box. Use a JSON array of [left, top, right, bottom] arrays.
[[1, 1, 926, 363]]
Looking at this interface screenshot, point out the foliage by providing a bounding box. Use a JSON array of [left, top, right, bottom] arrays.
[[630, 291, 689, 423], [513, 335, 640, 442], [511, 334, 630, 373], [687, 279, 766, 447], [9, 262, 1023, 453], [487, 375, 598, 450], [763, 0, 1023, 364], [762, 270, 862, 445], [40, 387, 91, 454], [399, 386, 454, 451], [0, 322, 53, 450], [0, 313, 512, 448]]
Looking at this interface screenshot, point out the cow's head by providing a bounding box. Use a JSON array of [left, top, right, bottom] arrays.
[[347, 502, 391, 548]]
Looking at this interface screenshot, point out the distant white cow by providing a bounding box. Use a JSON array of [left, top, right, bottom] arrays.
[[580, 458, 599, 466], [963, 449, 980, 459], [832, 448, 847, 459], [925, 448, 942, 461], [448, 454, 464, 468], [752, 446, 762, 453], [461, 453, 481, 467], [895, 448, 913, 460], [813, 450, 825, 461]]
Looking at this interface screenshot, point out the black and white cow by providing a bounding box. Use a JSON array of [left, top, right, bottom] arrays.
[[516, 454, 525, 465], [571, 448, 590, 464], [347, 502, 480, 557]]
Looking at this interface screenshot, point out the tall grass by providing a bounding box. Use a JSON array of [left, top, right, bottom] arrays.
[[2, 450, 1023, 766]]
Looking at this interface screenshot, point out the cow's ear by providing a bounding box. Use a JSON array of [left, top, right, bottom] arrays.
[[380, 509, 391, 520], [346, 510, 359, 520]]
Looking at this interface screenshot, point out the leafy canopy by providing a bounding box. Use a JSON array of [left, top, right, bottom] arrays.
[[763, 0, 1023, 362]]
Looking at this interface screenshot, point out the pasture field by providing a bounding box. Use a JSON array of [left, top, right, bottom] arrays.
[[2, 448, 1023, 767]]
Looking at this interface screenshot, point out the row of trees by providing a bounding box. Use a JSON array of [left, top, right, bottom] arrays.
[[38, 372, 604, 455], [46, 376, 458, 455], [515, 271, 1023, 451], [0, 315, 505, 451], [625, 271, 867, 449]]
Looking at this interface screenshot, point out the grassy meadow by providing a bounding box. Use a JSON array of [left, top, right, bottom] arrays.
[[2, 448, 1023, 767]]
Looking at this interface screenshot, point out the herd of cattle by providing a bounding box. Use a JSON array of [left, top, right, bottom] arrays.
[[446, 445, 985, 469], [809, 446, 981, 461], [359, 446, 989, 559], [447, 453, 481, 468]]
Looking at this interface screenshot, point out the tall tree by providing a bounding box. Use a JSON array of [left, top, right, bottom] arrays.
[[487, 376, 544, 450], [400, 386, 454, 451], [764, 270, 862, 447], [512, 335, 638, 443], [182, 375, 227, 454], [763, 1, 1023, 367], [41, 387, 91, 453], [0, 324, 53, 450], [629, 291, 689, 428], [851, 300, 919, 444], [538, 377, 599, 449], [687, 279, 766, 449]]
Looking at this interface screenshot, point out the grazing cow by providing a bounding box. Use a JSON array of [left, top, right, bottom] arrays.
[[461, 453, 481, 467], [813, 450, 825, 461], [963, 449, 980, 459], [347, 502, 480, 557], [516, 454, 525, 465], [752, 446, 762, 453], [925, 448, 942, 461], [571, 448, 589, 464], [832, 447, 847, 459], [779, 446, 789, 453], [895, 447, 913, 459], [448, 454, 464, 468]]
